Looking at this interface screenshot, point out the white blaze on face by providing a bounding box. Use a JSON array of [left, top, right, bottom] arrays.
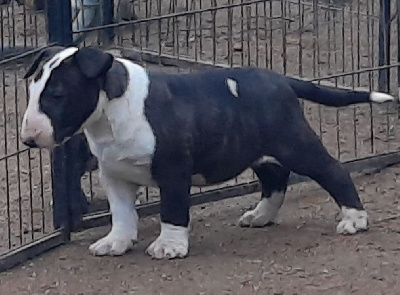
[[21, 47, 79, 148]]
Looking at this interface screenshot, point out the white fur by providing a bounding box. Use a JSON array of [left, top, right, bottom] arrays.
[[226, 78, 239, 97], [84, 58, 193, 258], [83, 58, 160, 257], [253, 155, 282, 167], [83, 59, 215, 188], [21, 47, 79, 147], [369, 91, 395, 103], [89, 175, 139, 256], [336, 206, 368, 235], [239, 191, 285, 227], [84, 58, 156, 186], [146, 222, 189, 259]]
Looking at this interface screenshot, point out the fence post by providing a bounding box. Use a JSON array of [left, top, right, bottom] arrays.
[[397, 0, 400, 99], [46, 0, 73, 240], [101, 0, 115, 46], [47, 0, 73, 46], [46, 0, 89, 236], [378, 0, 391, 92]]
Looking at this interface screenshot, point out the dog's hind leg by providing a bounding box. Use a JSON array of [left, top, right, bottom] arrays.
[[271, 123, 368, 235], [239, 160, 290, 227]]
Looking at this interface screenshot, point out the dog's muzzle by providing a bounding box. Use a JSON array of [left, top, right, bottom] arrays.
[[20, 112, 55, 149]]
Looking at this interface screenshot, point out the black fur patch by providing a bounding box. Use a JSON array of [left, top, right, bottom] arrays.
[[144, 68, 364, 227], [26, 47, 113, 144], [103, 60, 128, 99], [24, 46, 65, 79]]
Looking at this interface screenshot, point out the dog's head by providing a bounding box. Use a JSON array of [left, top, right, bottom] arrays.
[[20, 46, 114, 149]]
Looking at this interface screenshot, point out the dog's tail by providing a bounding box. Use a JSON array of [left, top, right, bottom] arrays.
[[286, 77, 396, 107]]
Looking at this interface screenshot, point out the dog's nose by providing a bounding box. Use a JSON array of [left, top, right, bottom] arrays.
[[23, 139, 39, 148]]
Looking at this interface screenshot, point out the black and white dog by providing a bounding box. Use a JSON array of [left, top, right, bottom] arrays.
[[20, 46, 395, 259]]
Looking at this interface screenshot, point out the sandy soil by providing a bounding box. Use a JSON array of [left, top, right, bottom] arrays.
[[2, 165, 400, 294]]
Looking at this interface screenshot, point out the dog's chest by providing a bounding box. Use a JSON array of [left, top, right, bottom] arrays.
[[84, 98, 157, 186]]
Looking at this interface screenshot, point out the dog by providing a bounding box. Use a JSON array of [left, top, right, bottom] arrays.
[[20, 46, 395, 259]]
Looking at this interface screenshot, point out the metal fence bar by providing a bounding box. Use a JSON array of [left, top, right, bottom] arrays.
[[0, 0, 50, 270], [100, 0, 115, 46], [0, 230, 67, 273], [46, 0, 74, 235], [398, 0, 400, 101], [81, 151, 400, 231], [0, 0, 398, 273], [118, 47, 400, 92], [378, 0, 391, 91], [47, 0, 73, 46], [73, 0, 287, 34]]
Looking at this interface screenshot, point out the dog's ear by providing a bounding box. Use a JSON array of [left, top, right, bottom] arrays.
[[73, 47, 114, 79], [24, 46, 65, 79]]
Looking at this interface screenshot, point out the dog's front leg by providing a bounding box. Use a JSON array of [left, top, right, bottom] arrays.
[[89, 170, 139, 256], [146, 159, 191, 259]]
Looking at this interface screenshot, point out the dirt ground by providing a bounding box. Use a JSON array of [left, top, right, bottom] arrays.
[[2, 165, 400, 294]]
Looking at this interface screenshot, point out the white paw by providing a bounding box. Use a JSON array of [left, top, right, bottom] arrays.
[[239, 208, 276, 227], [239, 194, 284, 227], [336, 207, 368, 235], [89, 230, 137, 256], [146, 223, 189, 259]]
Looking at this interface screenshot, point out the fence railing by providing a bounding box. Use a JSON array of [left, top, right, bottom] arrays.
[[0, 0, 399, 272]]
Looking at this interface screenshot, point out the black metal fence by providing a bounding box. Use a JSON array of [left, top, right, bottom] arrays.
[[1, 0, 400, 272]]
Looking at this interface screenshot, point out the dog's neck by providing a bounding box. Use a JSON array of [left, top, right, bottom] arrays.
[[80, 91, 112, 142], [82, 58, 150, 144]]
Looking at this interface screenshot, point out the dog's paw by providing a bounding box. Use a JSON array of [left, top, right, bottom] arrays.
[[146, 223, 189, 259], [146, 238, 188, 259], [336, 207, 368, 235], [239, 195, 284, 227], [89, 230, 137, 256], [239, 208, 276, 227]]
